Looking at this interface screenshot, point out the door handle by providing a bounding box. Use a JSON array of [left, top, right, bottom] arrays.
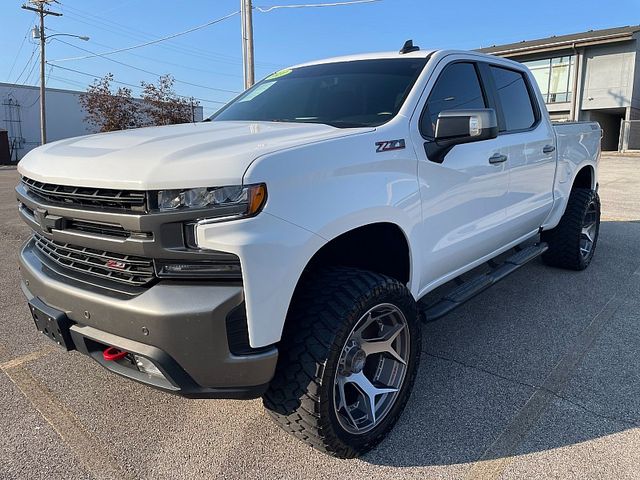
[[489, 153, 508, 164], [543, 144, 556, 154]]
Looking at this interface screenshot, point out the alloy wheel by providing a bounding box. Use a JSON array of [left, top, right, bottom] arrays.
[[580, 200, 598, 259], [333, 303, 411, 435]]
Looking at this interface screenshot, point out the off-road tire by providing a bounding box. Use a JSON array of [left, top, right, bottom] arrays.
[[542, 188, 601, 270], [262, 267, 421, 458]]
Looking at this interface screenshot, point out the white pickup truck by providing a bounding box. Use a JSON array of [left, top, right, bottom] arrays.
[[16, 42, 601, 458]]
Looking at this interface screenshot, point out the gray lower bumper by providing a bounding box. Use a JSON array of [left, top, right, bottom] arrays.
[[19, 240, 278, 399]]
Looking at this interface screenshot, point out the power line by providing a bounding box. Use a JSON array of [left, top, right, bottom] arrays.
[[95, 0, 136, 15], [47, 74, 89, 89], [3, 45, 39, 101], [56, 5, 283, 68], [51, 66, 144, 90], [255, 0, 381, 12], [12, 45, 39, 84], [6, 21, 34, 81], [85, 41, 243, 79], [50, 10, 240, 62], [50, 38, 240, 94], [24, 51, 41, 85], [62, 12, 249, 67], [46, 28, 244, 79], [60, 11, 245, 66], [46, 63, 228, 104], [23, 65, 53, 109], [60, 7, 229, 56]]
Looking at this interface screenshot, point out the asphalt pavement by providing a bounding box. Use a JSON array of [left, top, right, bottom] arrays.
[[0, 155, 639, 479]]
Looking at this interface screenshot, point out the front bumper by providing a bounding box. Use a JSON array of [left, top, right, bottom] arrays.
[[19, 239, 278, 399]]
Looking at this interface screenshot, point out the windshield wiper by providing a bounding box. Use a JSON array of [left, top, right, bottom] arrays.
[[236, 119, 370, 128], [320, 120, 370, 128]]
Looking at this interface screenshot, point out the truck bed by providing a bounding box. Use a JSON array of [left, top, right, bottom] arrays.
[[553, 121, 602, 166]]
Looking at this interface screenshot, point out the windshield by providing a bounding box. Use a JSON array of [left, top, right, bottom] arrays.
[[212, 58, 427, 128]]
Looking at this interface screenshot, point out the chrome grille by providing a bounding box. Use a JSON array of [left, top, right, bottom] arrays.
[[22, 176, 147, 212], [33, 233, 155, 287]]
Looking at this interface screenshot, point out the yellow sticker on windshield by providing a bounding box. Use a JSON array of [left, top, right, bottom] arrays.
[[266, 68, 292, 80]]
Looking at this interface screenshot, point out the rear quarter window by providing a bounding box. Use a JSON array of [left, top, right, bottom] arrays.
[[490, 66, 537, 132]]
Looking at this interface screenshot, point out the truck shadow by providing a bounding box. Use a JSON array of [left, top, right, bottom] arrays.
[[363, 219, 640, 467]]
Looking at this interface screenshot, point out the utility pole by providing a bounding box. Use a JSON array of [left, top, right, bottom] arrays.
[[240, 0, 255, 89], [21, 1, 61, 145]]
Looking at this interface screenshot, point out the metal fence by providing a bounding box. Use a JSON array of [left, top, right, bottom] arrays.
[[620, 120, 640, 152]]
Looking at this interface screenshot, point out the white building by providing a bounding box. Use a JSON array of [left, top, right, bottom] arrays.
[[1, 82, 204, 163]]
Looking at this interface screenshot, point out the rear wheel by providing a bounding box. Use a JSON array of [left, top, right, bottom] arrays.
[[542, 188, 601, 270], [263, 267, 421, 458]]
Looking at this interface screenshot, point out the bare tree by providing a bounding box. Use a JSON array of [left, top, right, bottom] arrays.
[[79, 74, 142, 132], [141, 75, 198, 125], [80, 74, 200, 131]]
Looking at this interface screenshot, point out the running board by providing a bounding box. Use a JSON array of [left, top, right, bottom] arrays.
[[419, 242, 548, 323]]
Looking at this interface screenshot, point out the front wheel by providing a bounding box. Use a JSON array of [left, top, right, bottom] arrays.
[[542, 188, 601, 270], [263, 267, 421, 458]]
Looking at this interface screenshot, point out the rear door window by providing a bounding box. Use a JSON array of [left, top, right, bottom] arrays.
[[489, 66, 537, 132]]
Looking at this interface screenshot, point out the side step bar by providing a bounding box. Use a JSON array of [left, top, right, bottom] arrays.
[[419, 242, 548, 323]]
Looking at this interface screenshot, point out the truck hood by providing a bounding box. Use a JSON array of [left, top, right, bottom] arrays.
[[18, 121, 372, 190]]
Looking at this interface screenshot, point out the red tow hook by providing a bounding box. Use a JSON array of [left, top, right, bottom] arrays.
[[103, 346, 128, 362]]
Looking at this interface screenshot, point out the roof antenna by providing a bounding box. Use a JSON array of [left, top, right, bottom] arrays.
[[399, 39, 420, 54]]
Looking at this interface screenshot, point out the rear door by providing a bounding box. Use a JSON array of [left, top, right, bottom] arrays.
[[481, 63, 557, 239], [410, 57, 513, 292]]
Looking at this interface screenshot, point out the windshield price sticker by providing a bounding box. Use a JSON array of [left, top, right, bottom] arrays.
[[266, 69, 293, 80]]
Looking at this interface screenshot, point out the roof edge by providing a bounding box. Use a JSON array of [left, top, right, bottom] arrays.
[[479, 25, 640, 56]]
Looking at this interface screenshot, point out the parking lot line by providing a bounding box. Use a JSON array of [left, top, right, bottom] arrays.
[[1, 347, 133, 480], [0, 346, 55, 370], [465, 263, 640, 480]]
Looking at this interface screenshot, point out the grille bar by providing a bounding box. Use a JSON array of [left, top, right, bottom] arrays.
[[22, 176, 147, 212], [18, 199, 139, 240], [66, 219, 130, 238], [33, 234, 155, 287]]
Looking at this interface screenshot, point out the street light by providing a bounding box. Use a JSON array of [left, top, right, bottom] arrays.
[[32, 27, 89, 42], [47, 33, 90, 42]]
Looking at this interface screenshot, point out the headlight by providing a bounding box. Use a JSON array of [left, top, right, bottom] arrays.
[[156, 184, 267, 219]]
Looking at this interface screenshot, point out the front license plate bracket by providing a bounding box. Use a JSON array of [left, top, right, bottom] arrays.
[[28, 298, 75, 351]]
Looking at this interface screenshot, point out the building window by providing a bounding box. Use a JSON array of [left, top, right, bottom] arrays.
[[523, 56, 574, 104]]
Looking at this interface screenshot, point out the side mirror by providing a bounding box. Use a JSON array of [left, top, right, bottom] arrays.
[[425, 108, 498, 163]]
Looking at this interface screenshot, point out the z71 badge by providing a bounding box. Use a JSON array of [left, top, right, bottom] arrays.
[[375, 139, 406, 153]]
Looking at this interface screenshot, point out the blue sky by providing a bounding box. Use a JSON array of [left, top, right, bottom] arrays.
[[2, 0, 638, 115]]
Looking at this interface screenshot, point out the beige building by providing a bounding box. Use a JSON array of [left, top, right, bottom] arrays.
[[480, 25, 640, 151]]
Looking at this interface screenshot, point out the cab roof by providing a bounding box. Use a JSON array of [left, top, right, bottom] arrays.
[[290, 49, 438, 69], [286, 49, 526, 75]]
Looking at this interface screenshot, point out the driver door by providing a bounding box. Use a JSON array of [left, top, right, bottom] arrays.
[[410, 58, 512, 294]]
